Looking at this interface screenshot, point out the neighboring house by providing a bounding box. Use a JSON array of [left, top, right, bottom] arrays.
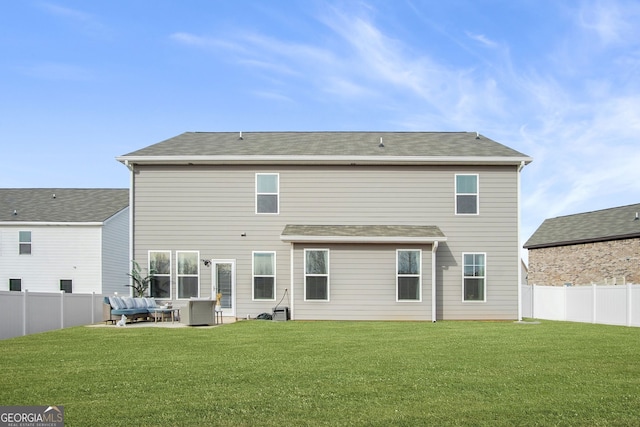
[[0, 189, 129, 294], [524, 203, 640, 286], [117, 131, 532, 321]]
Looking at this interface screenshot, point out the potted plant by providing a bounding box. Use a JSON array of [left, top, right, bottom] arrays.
[[126, 261, 155, 297]]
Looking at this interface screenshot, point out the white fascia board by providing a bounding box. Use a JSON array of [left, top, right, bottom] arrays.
[[280, 235, 448, 244], [117, 155, 533, 166]]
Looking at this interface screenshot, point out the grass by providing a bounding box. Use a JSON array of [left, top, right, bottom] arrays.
[[1, 320, 639, 426]]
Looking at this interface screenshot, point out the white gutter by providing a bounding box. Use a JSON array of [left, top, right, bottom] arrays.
[[432, 241, 439, 322], [517, 160, 525, 321], [117, 155, 533, 166]]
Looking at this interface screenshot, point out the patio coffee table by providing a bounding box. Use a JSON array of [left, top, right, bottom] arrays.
[[149, 308, 179, 323]]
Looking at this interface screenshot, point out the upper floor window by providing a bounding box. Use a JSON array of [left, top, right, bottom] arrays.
[[19, 231, 31, 255], [397, 250, 421, 301], [256, 173, 279, 214], [455, 174, 479, 215], [177, 251, 199, 299], [60, 279, 73, 293], [463, 253, 486, 302], [149, 251, 171, 299], [9, 278, 21, 292], [253, 251, 275, 300], [305, 249, 329, 301]]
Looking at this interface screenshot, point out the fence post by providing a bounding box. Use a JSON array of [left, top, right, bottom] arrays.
[[563, 285, 567, 321], [91, 292, 96, 323], [23, 289, 28, 337], [592, 284, 597, 324], [60, 290, 65, 329], [531, 284, 536, 319], [627, 283, 632, 327]]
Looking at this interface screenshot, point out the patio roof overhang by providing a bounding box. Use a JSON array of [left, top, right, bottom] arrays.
[[280, 224, 446, 244]]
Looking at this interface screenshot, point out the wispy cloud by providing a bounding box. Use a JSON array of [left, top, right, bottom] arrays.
[[465, 32, 498, 48], [449, 2, 640, 232], [38, 2, 110, 38], [170, 3, 504, 128], [577, 0, 639, 46], [169, 30, 339, 98], [317, 6, 507, 131]]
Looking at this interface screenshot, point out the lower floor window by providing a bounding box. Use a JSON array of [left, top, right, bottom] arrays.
[[305, 249, 329, 301], [177, 251, 199, 299], [60, 279, 72, 293], [397, 250, 421, 301], [149, 251, 171, 299], [463, 253, 486, 301], [9, 278, 21, 292], [253, 252, 275, 300], [150, 277, 171, 299]]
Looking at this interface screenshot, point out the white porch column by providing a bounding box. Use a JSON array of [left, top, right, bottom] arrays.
[[432, 241, 439, 322], [289, 243, 294, 320]]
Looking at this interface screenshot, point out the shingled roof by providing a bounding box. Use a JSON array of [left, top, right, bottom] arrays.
[[118, 131, 531, 165], [0, 189, 129, 223], [524, 203, 640, 249], [281, 225, 446, 243]]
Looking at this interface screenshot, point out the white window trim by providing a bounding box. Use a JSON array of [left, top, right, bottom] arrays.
[[176, 250, 200, 300], [255, 173, 280, 214], [304, 248, 330, 302], [462, 252, 487, 303], [19, 230, 32, 255], [9, 278, 22, 292], [252, 251, 276, 301], [149, 250, 172, 300], [396, 249, 422, 302], [60, 279, 73, 293], [455, 173, 479, 216]]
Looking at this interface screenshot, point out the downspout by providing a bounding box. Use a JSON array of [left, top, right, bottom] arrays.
[[125, 160, 135, 294], [517, 161, 525, 321], [432, 240, 439, 322], [289, 243, 294, 319]]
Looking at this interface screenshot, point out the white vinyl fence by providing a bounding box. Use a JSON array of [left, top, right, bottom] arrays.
[[0, 291, 105, 340], [521, 284, 640, 327]]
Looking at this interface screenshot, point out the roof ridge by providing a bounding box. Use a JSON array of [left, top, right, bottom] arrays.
[[548, 202, 640, 220], [191, 131, 474, 134]]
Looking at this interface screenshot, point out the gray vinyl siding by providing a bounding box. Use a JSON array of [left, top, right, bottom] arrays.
[[131, 163, 520, 320]]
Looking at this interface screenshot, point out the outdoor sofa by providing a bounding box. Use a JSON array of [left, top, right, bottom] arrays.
[[103, 296, 161, 324]]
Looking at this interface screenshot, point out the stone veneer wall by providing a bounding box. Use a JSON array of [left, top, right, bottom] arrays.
[[527, 237, 640, 286]]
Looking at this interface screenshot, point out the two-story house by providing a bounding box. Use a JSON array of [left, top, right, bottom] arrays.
[[0, 188, 129, 294], [117, 132, 531, 321]]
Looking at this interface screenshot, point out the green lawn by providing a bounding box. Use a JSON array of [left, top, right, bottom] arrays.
[[1, 320, 639, 426]]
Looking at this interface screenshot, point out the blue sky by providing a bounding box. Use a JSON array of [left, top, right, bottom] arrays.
[[2, 0, 640, 251]]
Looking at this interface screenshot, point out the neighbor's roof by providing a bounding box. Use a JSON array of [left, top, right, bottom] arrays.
[[281, 224, 446, 244], [0, 189, 129, 223], [118, 132, 532, 166], [524, 203, 640, 249]]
